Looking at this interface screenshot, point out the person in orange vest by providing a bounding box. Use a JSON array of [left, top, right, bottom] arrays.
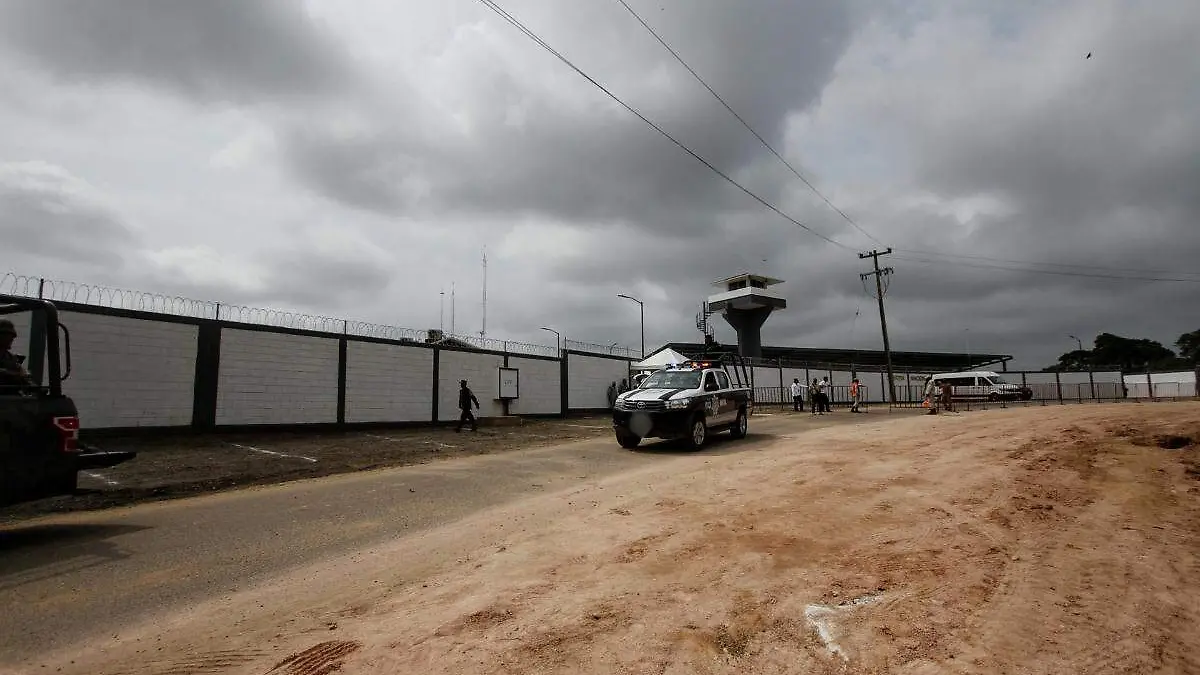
[[849, 377, 862, 413]]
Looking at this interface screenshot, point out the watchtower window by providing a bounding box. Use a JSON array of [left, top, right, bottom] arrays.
[[727, 280, 747, 290], [750, 280, 765, 289]]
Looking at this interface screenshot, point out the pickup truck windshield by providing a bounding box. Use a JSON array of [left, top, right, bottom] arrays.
[[640, 371, 702, 390]]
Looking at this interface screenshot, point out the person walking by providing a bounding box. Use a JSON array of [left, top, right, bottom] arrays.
[[940, 380, 955, 413], [849, 377, 862, 413], [923, 376, 938, 414], [455, 379, 480, 432], [818, 376, 832, 413], [789, 377, 805, 412], [810, 379, 822, 416]]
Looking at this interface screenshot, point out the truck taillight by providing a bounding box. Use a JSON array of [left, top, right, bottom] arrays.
[[53, 416, 80, 453]]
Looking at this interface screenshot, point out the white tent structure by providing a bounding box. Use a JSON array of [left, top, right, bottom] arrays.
[[631, 347, 691, 372]]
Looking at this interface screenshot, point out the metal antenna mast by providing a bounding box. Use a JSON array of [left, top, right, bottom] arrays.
[[481, 247, 488, 339]]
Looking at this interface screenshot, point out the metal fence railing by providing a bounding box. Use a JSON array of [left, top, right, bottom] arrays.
[[753, 385, 870, 410]]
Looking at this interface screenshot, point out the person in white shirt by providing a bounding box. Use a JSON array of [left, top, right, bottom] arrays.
[[789, 378, 805, 412], [818, 376, 832, 413]]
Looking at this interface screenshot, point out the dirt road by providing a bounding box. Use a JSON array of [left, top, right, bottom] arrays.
[[3, 416, 622, 521], [20, 403, 1200, 674]]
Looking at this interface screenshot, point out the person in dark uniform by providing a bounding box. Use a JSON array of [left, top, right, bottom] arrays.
[[0, 319, 33, 388], [606, 381, 618, 410], [455, 379, 480, 432]]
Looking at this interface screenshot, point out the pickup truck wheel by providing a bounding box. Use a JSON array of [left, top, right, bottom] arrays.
[[685, 415, 708, 450], [988, 393, 1000, 402], [729, 408, 748, 439], [616, 431, 641, 449]]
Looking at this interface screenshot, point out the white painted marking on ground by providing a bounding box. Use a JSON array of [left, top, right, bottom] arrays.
[[228, 442, 318, 463], [83, 471, 119, 486], [804, 593, 885, 660]]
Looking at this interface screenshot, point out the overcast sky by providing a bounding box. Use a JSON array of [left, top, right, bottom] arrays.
[[1, 0, 1197, 369]]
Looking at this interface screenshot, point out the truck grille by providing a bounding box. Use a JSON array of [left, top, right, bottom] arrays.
[[618, 399, 666, 412]]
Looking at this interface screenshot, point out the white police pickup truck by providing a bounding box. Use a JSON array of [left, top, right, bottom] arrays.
[[611, 360, 753, 450]]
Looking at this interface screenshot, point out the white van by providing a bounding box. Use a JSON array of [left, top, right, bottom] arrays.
[[927, 371, 1033, 402]]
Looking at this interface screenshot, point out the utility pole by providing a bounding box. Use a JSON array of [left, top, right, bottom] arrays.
[[440, 288, 445, 333], [859, 248, 896, 404]]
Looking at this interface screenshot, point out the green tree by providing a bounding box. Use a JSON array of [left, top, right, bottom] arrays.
[[1044, 349, 1094, 372], [1091, 332, 1187, 371], [1043, 332, 1191, 372], [1177, 329, 1200, 364]]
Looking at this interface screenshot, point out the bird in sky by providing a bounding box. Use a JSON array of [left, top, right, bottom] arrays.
[[1086, 52, 1093, 59]]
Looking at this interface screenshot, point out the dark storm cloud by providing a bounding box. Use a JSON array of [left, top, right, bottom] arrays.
[[279, 0, 853, 235], [0, 0, 354, 103], [0, 161, 136, 268], [795, 0, 1200, 368], [259, 258, 393, 309]]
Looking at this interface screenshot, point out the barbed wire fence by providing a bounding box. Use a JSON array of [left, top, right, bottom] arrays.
[[563, 338, 637, 359], [1, 273, 630, 359]]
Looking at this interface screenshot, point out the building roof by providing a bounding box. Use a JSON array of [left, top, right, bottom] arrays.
[[660, 342, 1011, 372], [711, 272, 784, 287]]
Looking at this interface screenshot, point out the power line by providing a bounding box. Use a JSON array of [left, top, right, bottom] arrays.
[[476, 0, 852, 250], [891, 253, 1200, 283], [484, 0, 1194, 285], [895, 248, 1200, 277], [612, 0, 886, 249], [610, 1, 1200, 281]]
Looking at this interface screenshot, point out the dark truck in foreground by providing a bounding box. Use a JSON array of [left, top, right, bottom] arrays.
[[1, 295, 135, 507], [612, 358, 753, 450]]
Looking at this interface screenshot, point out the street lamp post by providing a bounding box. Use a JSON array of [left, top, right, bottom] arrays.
[[1068, 334, 1083, 352], [617, 294, 645, 359], [608, 341, 620, 355], [540, 327, 561, 357]]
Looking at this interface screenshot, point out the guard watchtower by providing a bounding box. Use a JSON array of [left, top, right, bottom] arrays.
[[706, 273, 787, 359]]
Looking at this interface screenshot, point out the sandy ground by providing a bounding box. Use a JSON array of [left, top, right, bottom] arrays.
[[32, 402, 1200, 675]]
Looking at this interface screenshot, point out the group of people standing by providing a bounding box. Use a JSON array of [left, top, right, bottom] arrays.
[[922, 376, 955, 414], [606, 378, 631, 410], [789, 376, 864, 414]]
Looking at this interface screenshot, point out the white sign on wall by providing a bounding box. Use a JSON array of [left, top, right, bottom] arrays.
[[498, 367, 519, 399]]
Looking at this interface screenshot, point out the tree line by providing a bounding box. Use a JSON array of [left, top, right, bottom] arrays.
[[1044, 330, 1200, 372]]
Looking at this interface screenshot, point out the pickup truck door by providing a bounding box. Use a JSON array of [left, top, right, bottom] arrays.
[[717, 370, 741, 423], [705, 371, 736, 424]]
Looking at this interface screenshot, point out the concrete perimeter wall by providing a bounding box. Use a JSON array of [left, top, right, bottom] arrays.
[[6, 303, 633, 431]]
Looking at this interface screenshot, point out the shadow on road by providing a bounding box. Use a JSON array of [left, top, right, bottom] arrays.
[[0, 523, 150, 590], [629, 431, 779, 456]]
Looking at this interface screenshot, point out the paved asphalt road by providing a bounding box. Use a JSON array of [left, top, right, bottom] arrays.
[[0, 411, 878, 668]]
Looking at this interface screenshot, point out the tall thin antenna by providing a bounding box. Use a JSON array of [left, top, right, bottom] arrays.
[[481, 247, 488, 339], [440, 287, 445, 332], [451, 282, 456, 336]]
